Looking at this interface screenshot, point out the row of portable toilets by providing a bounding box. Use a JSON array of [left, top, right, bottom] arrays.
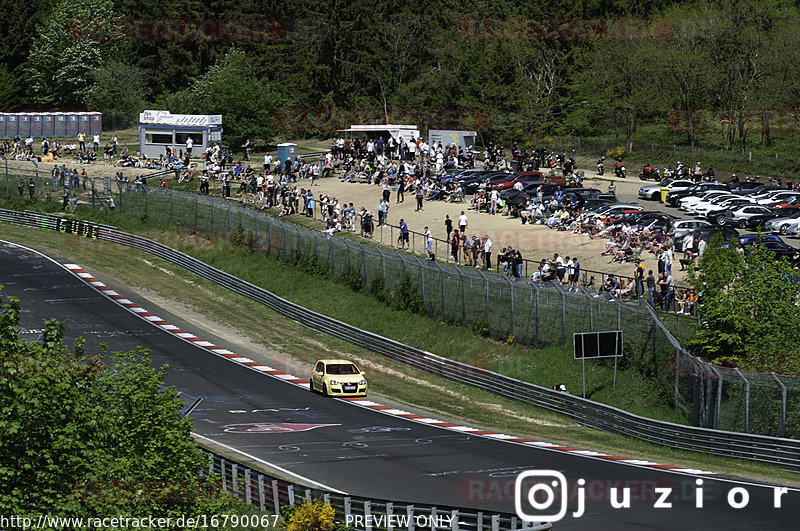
[[0, 112, 103, 139]]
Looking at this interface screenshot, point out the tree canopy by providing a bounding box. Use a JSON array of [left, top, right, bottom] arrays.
[[0, 291, 235, 520], [688, 236, 800, 374]]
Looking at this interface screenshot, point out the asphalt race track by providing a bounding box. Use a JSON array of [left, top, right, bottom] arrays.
[[1, 239, 798, 530]]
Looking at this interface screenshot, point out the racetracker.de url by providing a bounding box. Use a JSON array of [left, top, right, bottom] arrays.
[[0, 514, 279, 529]]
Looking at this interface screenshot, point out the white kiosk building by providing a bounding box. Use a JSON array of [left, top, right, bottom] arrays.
[[138, 110, 222, 158]]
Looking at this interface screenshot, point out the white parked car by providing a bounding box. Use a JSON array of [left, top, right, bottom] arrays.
[[674, 219, 711, 239], [638, 179, 693, 201], [764, 211, 800, 234], [720, 205, 774, 227]]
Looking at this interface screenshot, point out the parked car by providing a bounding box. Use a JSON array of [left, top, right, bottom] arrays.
[[740, 239, 800, 266], [665, 183, 729, 207], [720, 204, 774, 227], [764, 210, 800, 235], [310, 359, 368, 397], [741, 209, 800, 231], [638, 178, 690, 201], [694, 225, 740, 244], [673, 219, 711, 239]]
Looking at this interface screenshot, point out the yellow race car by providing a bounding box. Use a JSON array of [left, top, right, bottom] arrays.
[[310, 359, 368, 397]]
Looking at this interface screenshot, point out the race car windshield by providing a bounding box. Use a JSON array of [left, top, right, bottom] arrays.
[[327, 363, 360, 375]]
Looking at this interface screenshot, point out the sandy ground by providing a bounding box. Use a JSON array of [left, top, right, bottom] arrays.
[[7, 157, 686, 284], [309, 171, 688, 285]]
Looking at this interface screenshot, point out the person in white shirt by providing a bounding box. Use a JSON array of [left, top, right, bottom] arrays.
[[458, 211, 468, 233], [483, 236, 493, 269], [424, 226, 433, 253], [490, 189, 500, 215]]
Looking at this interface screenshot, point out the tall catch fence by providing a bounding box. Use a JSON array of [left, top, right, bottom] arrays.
[[2, 158, 800, 439]]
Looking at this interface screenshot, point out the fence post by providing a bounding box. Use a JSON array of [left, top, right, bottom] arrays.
[[287, 484, 295, 506], [220, 459, 227, 490], [535, 286, 540, 344], [674, 348, 681, 409], [258, 475, 266, 510], [438, 263, 446, 321], [561, 289, 566, 344], [771, 372, 787, 438], [344, 497, 352, 522], [460, 270, 466, 322], [734, 368, 750, 433], [194, 197, 198, 228], [271, 480, 280, 515], [386, 502, 394, 531], [509, 279, 514, 337], [709, 364, 722, 429], [364, 500, 372, 531], [244, 469, 251, 504]]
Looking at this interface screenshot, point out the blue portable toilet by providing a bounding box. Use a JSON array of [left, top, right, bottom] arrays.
[[277, 142, 297, 166], [0, 114, 6, 138]]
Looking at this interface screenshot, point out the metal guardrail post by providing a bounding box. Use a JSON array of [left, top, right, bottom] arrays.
[[771, 372, 787, 437], [406, 505, 414, 530], [364, 500, 372, 531], [258, 475, 266, 510], [220, 458, 227, 490], [271, 480, 280, 515], [735, 368, 751, 433], [709, 364, 722, 430]]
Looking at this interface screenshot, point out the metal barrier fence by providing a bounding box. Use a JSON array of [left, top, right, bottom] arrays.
[[2, 208, 800, 469], [1, 157, 799, 438], [201, 449, 546, 530]]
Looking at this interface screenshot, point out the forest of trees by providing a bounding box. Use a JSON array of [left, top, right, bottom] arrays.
[[4, 0, 800, 149]]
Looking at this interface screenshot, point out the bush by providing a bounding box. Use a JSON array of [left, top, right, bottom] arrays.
[[285, 499, 335, 531], [370, 277, 388, 303], [338, 268, 363, 292], [472, 320, 490, 338], [229, 226, 259, 253], [389, 276, 423, 314], [605, 146, 627, 159]]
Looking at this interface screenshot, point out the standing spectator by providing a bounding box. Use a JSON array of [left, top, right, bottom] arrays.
[[92, 132, 100, 153], [634, 259, 645, 299], [415, 185, 424, 211], [396, 176, 405, 203], [647, 269, 657, 306], [569, 256, 580, 291], [450, 231, 460, 264], [377, 198, 388, 226], [659, 271, 675, 311], [111, 135, 118, 156], [61, 187, 69, 211], [458, 210, 468, 233], [424, 226, 433, 254], [553, 253, 566, 284], [77, 130, 86, 152], [242, 138, 251, 161], [489, 188, 499, 215], [108, 196, 115, 211], [264, 152, 272, 171], [17, 180, 24, 197], [471, 235, 481, 266], [398, 218, 410, 250], [186, 136, 193, 158], [514, 248, 524, 278], [483, 235, 493, 269], [445, 214, 453, 242], [463, 235, 472, 266], [28, 179, 35, 199]]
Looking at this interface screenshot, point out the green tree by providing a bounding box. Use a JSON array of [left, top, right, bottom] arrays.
[[191, 50, 282, 148], [0, 293, 233, 519], [688, 235, 800, 374], [27, 0, 119, 108], [86, 61, 149, 129]]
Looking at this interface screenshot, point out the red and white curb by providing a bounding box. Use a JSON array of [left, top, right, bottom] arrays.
[[64, 263, 715, 477]]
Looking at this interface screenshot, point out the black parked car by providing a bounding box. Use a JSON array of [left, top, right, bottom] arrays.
[[741, 239, 800, 266], [694, 225, 740, 244], [665, 183, 729, 207]]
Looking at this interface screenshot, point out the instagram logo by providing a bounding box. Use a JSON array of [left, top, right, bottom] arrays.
[[515, 470, 569, 522]]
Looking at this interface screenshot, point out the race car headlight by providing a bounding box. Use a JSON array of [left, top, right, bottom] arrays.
[[359, 380, 367, 386], [329, 380, 340, 386]]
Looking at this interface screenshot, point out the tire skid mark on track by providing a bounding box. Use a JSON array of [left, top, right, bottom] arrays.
[[62, 263, 716, 477]]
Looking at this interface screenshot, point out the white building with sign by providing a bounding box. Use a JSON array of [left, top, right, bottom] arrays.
[[138, 110, 223, 158]]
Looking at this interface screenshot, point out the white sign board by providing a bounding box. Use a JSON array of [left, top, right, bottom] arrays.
[[139, 110, 222, 126]]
